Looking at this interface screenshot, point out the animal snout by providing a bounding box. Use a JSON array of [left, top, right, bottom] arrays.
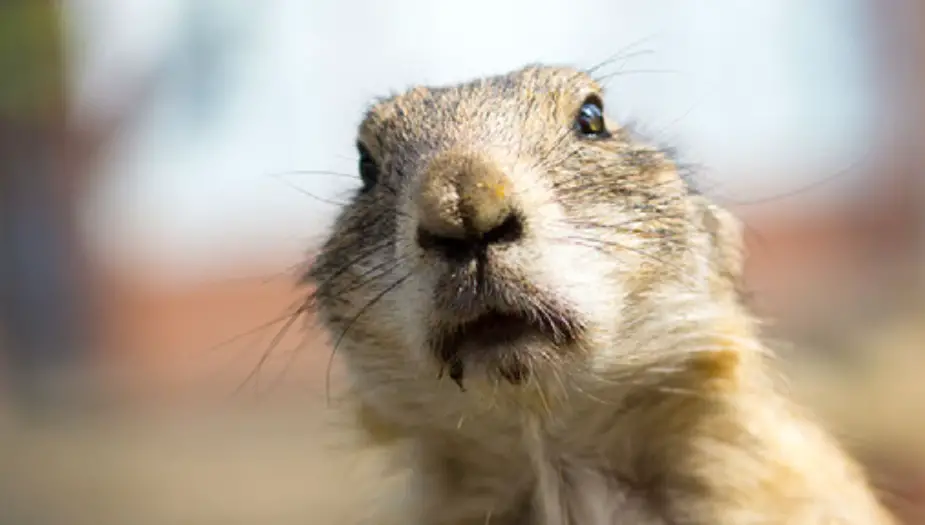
[[415, 153, 523, 261]]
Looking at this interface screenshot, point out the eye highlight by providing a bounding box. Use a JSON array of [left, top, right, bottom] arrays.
[[357, 141, 379, 190], [574, 95, 609, 139]]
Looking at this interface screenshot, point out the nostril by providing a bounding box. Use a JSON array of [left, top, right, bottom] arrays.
[[417, 212, 524, 261], [417, 227, 473, 261], [482, 213, 523, 245]]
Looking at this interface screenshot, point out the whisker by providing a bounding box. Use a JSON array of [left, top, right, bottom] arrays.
[[320, 250, 415, 299], [595, 69, 689, 86], [586, 48, 657, 76], [269, 172, 351, 207], [266, 169, 358, 180], [564, 213, 689, 230], [325, 270, 416, 405], [207, 300, 308, 355], [717, 156, 867, 207], [269, 170, 409, 217], [585, 34, 662, 76], [312, 238, 395, 294], [232, 297, 313, 397], [552, 232, 703, 295], [537, 126, 578, 168]]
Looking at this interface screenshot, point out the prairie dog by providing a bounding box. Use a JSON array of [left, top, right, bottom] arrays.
[[306, 65, 897, 524]]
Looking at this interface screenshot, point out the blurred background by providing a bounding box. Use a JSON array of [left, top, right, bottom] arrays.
[[0, 0, 923, 523]]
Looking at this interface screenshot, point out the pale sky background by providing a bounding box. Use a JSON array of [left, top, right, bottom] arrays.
[[62, 0, 879, 281]]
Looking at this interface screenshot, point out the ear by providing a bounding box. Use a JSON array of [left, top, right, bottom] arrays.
[[689, 195, 749, 300]]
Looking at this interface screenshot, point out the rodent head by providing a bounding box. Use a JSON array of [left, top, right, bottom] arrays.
[[308, 65, 748, 392]]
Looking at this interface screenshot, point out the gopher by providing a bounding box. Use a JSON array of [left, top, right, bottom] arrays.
[[306, 65, 897, 524]]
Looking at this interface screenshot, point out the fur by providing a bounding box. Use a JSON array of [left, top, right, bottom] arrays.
[[306, 65, 897, 524]]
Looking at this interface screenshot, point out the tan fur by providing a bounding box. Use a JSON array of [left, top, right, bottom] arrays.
[[307, 65, 897, 524]]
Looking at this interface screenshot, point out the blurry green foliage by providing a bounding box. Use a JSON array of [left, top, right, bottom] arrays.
[[0, 1, 65, 124]]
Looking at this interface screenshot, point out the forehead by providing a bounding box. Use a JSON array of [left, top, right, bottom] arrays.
[[358, 66, 603, 147]]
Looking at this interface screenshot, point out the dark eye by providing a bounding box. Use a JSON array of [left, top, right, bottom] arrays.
[[357, 141, 379, 190], [574, 96, 609, 138]]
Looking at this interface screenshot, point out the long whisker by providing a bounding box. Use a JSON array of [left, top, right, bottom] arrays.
[[320, 250, 415, 300], [586, 37, 660, 76], [232, 297, 313, 397], [312, 238, 395, 294], [325, 270, 415, 406], [266, 169, 358, 180], [207, 299, 308, 355], [595, 68, 689, 86], [269, 172, 351, 207], [716, 157, 867, 207]]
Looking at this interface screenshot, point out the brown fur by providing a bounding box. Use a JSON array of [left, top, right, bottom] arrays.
[[307, 65, 897, 524]]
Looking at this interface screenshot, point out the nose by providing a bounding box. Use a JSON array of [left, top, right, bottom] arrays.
[[415, 153, 523, 260]]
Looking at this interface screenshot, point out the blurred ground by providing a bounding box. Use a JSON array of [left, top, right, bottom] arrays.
[[0, 396, 407, 525], [0, 270, 396, 525]]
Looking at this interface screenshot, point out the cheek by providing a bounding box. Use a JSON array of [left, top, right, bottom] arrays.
[[322, 260, 434, 365], [536, 236, 628, 327], [313, 212, 403, 303], [522, 214, 629, 328], [389, 275, 437, 361]]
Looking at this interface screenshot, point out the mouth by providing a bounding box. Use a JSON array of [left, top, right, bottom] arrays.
[[432, 307, 583, 388]]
